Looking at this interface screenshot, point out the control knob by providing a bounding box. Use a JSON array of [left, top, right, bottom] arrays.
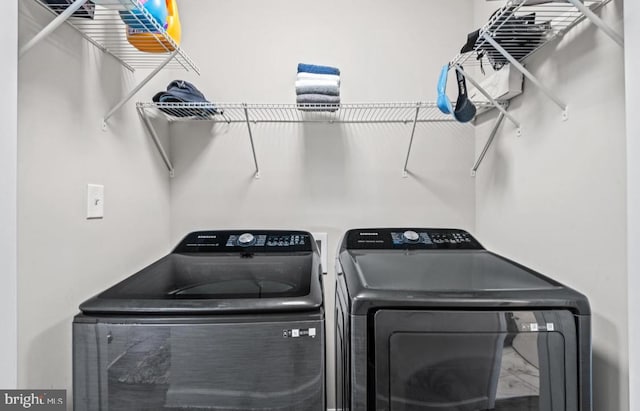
[[403, 230, 420, 242], [237, 233, 255, 246]]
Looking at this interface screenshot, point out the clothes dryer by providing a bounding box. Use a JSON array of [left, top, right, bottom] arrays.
[[335, 228, 590, 411]]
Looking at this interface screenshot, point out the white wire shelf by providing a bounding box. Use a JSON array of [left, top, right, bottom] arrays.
[[136, 102, 495, 124], [30, 0, 199, 73], [451, 0, 613, 69], [136, 101, 493, 178], [448, 0, 621, 176]]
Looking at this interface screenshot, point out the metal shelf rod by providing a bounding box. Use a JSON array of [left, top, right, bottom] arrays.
[[471, 112, 505, 177], [565, 0, 623, 46], [243, 104, 261, 179], [137, 106, 174, 177], [20, 0, 89, 57], [402, 104, 421, 178], [482, 33, 568, 117], [103, 50, 177, 128]]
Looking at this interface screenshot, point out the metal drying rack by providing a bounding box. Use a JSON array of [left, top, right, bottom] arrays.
[[136, 101, 494, 178], [22, 0, 200, 127], [449, 0, 622, 175]]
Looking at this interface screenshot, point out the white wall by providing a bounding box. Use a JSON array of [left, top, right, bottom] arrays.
[[624, 1, 639, 410], [18, 2, 173, 404], [168, 1, 475, 407], [473, 1, 627, 410], [1, 0, 18, 389], [15, 1, 632, 409]]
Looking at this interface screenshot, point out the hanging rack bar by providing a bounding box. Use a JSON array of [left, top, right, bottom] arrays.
[[454, 65, 521, 133], [137, 106, 174, 177], [565, 0, 623, 46], [103, 50, 178, 128], [471, 112, 505, 177], [482, 33, 568, 118], [243, 104, 261, 179], [20, 0, 89, 57], [402, 104, 421, 178]]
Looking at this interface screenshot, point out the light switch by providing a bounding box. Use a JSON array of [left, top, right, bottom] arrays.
[[87, 184, 104, 219]]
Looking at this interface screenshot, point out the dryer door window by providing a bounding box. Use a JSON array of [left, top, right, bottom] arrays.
[[373, 310, 579, 411]]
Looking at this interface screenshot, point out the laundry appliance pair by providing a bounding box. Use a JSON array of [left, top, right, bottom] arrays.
[[73, 228, 591, 411]]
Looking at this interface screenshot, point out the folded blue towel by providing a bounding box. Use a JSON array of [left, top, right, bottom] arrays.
[[297, 94, 341, 104], [297, 63, 341, 76]]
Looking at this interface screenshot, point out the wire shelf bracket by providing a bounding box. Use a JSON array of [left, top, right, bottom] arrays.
[[402, 104, 421, 178], [565, 0, 623, 46], [102, 50, 178, 130], [242, 104, 261, 179], [482, 33, 569, 120], [136, 102, 483, 178], [471, 111, 506, 177], [23, 0, 200, 127], [137, 105, 174, 177], [20, 0, 90, 57]]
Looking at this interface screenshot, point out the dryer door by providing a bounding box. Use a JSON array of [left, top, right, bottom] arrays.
[[373, 310, 579, 411]]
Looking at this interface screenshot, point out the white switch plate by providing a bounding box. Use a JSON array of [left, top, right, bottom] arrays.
[[87, 184, 104, 219], [311, 232, 328, 274]]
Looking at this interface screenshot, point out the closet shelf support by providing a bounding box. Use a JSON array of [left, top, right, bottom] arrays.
[[243, 104, 261, 179], [402, 104, 421, 178], [20, 0, 89, 57], [566, 0, 623, 47], [482, 33, 568, 120], [137, 106, 174, 177], [454, 65, 521, 135], [103, 50, 178, 129], [471, 112, 505, 177]]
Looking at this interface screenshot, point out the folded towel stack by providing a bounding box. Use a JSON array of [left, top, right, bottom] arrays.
[[296, 63, 341, 111], [153, 80, 222, 118]]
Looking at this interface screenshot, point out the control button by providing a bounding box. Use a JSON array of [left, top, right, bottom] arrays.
[[403, 230, 420, 242], [237, 233, 255, 246]]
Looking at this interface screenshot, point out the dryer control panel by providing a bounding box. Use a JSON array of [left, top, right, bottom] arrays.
[[346, 228, 483, 250], [174, 230, 314, 253]]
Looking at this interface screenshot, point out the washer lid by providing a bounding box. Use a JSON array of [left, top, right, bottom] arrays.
[[80, 230, 323, 314]]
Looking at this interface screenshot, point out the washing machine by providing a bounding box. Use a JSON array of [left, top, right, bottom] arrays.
[[73, 230, 325, 411], [335, 228, 591, 411]]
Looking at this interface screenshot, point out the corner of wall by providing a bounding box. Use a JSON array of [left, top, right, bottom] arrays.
[[0, 0, 18, 389]]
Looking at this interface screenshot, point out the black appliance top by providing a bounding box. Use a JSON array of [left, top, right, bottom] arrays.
[[338, 228, 590, 315], [80, 230, 323, 315]]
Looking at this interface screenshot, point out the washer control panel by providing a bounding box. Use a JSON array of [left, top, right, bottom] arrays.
[[347, 228, 482, 250], [175, 230, 313, 253]]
